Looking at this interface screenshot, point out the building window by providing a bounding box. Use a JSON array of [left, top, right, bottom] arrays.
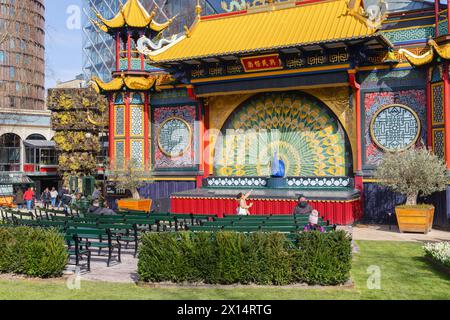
[[39, 149, 57, 165], [0, 133, 21, 172], [0, 50, 4, 63], [10, 66, 15, 79]]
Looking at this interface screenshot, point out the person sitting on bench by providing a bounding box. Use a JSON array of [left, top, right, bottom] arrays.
[[293, 194, 313, 215], [303, 210, 325, 233]]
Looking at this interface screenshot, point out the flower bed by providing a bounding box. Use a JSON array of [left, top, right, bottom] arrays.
[[424, 242, 450, 270]]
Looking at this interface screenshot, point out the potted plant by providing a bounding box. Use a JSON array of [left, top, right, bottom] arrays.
[[108, 160, 152, 212], [374, 147, 447, 234]]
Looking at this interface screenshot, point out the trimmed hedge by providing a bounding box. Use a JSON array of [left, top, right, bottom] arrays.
[[0, 227, 68, 278], [138, 231, 352, 286]]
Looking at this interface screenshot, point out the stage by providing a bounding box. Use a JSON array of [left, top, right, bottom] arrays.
[[170, 182, 362, 225]]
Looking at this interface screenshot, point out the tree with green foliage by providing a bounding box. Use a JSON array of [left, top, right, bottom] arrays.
[[374, 147, 447, 206], [107, 160, 146, 200]]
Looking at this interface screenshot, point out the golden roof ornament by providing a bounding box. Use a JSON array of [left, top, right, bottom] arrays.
[[196, 0, 202, 17], [93, 0, 176, 33]]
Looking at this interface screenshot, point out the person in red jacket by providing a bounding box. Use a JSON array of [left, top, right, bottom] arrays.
[[23, 187, 35, 211]]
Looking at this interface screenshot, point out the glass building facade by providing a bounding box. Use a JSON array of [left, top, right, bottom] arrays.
[[82, 0, 221, 82]]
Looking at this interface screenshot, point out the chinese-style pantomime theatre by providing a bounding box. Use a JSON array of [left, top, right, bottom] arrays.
[[91, 0, 450, 227]]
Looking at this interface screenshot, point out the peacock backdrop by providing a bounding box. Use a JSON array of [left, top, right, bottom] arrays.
[[214, 91, 351, 177]]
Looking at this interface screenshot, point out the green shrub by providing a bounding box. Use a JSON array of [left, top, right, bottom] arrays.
[[292, 230, 352, 285], [138, 231, 352, 286], [0, 227, 68, 278]]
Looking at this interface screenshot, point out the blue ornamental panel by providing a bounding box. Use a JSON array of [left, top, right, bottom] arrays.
[[433, 129, 445, 159], [131, 106, 144, 136], [114, 93, 124, 105], [115, 106, 125, 136], [370, 104, 421, 152], [131, 140, 144, 169], [432, 83, 444, 125], [131, 93, 143, 104], [115, 141, 125, 169]]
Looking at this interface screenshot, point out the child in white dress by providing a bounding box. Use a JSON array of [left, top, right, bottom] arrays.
[[236, 190, 253, 215]]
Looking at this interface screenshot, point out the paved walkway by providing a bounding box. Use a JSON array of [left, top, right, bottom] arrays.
[[64, 225, 450, 284], [348, 225, 450, 242]]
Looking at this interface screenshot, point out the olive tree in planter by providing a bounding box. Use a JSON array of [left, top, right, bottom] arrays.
[[374, 147, 447, 234], [108, 160, 152, 212]]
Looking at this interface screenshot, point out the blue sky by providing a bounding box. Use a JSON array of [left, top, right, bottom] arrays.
[[45, 0, 83, 88]]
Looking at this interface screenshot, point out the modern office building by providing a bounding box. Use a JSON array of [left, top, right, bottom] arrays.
[[82, 0, 221, 82], [0, 0, 58, 200]]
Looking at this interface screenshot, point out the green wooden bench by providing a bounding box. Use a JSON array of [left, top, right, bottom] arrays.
[[66, 227, 121, 267], [65, 234, 91, 272], [260, 226, 299, 233], [13, 218, 40, 227], [38, 220, 67, 231], [99, 223, 138, 257], [223, 225, 262, 232], [189, 225, 224, 232]]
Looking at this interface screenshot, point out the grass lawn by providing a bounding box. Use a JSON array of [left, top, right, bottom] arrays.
[[0, 240, 449, 300]]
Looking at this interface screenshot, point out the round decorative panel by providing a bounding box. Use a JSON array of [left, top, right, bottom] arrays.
[[370, 104, 421, 152], [157, 117, 192, 157]]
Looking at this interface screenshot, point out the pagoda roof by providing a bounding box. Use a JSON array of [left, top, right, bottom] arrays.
[[94, 0, 174, 33], [147, 0, 392, 64]]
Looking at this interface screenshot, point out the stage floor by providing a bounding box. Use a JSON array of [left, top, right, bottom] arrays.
[[171, 187, 360, 201]]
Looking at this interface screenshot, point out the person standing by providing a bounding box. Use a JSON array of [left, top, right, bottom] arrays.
[[23, 187, 35, 211], [236, 190, 254, 216], [292, 194, 313, 215], [41, 188, 51, 209], [50, 187, 58, 209], [14, 188, 24, 210]]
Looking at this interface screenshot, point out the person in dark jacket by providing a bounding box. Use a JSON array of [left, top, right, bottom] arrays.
[[14, 188, 25, 209], [41, 188, 51, 209], [292, 194, 313, 215]]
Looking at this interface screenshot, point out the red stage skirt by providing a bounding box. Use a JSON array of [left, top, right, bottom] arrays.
[[171, 196, 362, 225]]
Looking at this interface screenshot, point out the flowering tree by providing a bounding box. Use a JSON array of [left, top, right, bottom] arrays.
[[374, 147, 447, 206]]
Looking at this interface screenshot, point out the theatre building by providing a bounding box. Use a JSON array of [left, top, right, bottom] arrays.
[[91, 0, 450, 227]]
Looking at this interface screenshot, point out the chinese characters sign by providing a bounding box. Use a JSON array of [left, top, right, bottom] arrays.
[[241, 54, 283, 73]]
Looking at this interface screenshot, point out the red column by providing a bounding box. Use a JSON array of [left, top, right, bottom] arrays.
[[435, 0, 440, 37], [116, 33, 120, 71], [144, 93, 150, 171], [140, 33, 145, 71], [443, 62, 450, 170], [447, 0, 450, 34], [348, 70, 363, 190], [127, 33, 131, 70], [203, 99, 211, 177], [109, 95, 115, 164], [427, 67, 432, 149], [125, 92, 131, 165]]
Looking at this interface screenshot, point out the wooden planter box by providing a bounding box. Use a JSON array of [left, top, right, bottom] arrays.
[[395, 206, 434, 234], [117, 199, 152, 213]]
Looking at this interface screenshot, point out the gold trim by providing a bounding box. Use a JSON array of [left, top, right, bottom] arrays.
[[157, 116, 193, 158], [370, 104, 421, 152], [191, 63, 351, 83], [196, 82, 349, 98], [431, 82, 445, 126]]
